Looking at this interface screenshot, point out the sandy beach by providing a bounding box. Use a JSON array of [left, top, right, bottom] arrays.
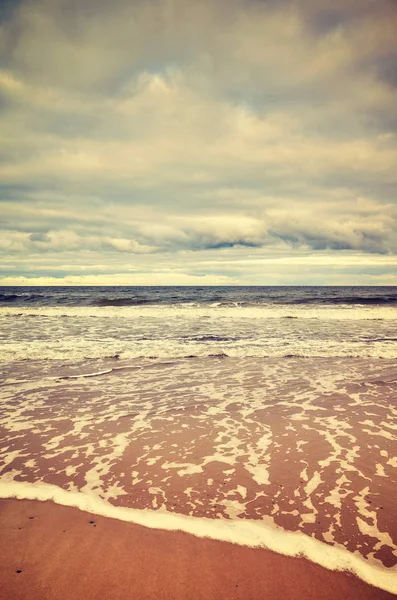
[[0, 498, 395, 600]]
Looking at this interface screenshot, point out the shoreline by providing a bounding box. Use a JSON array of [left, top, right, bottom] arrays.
[[1, 498, 396, 600], [1, 481, 397, 596]]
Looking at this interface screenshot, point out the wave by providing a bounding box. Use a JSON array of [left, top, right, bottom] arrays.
[[0, 480, 396, 594], [290, 296, 397, 306], [1, 347, 396, 364], [92, 298, 155, 306], [1, 305, 397, 322], [0, 293, 46, 303], [87, 353, 389, 361], [0, 294, 20, 302], [184, 296, 397, 307], [1, 288, 397, 308]]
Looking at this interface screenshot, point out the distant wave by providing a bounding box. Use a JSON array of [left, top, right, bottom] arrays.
[[290, 295, 397, 306], [1, 288, 396, 308], [91, 295, 397, 307], [0, 294, 20, 302], [0, 293, 46, 303], [92, 298, 155, 306]]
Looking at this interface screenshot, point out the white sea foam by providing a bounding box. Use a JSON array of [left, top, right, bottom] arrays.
[[1, 301, 396, 364], [1, 303, 397, 320], [1, 334, 396, 362], [0, 480, 396, 594]]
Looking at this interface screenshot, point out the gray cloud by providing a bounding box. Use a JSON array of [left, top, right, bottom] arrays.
[[0, 0, 396, 284], [28, 232, 51, 242]]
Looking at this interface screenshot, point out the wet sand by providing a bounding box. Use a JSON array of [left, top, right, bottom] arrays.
[[2, 357, 397, 571], [0, 498, 395, 600]]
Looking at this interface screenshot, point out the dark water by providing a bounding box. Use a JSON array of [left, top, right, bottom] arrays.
[[0, 285, 396, 307]]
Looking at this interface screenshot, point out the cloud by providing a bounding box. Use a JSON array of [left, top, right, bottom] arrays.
[[0, 0, 396, 284], [29, 232, 51, 242]]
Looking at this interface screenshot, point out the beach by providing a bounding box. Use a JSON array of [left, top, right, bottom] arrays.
[[1, 498, 396, 600], [2, 0, 397, 591], [0, 286, 396, 598]]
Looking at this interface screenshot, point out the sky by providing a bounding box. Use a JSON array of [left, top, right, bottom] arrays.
[[0, 0, 396, 286]]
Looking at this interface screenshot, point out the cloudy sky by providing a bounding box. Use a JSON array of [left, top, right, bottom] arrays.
[[0, 0, 396, 285]]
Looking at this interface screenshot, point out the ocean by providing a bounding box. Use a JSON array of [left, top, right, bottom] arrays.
[[0, 286, 396, 593]]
